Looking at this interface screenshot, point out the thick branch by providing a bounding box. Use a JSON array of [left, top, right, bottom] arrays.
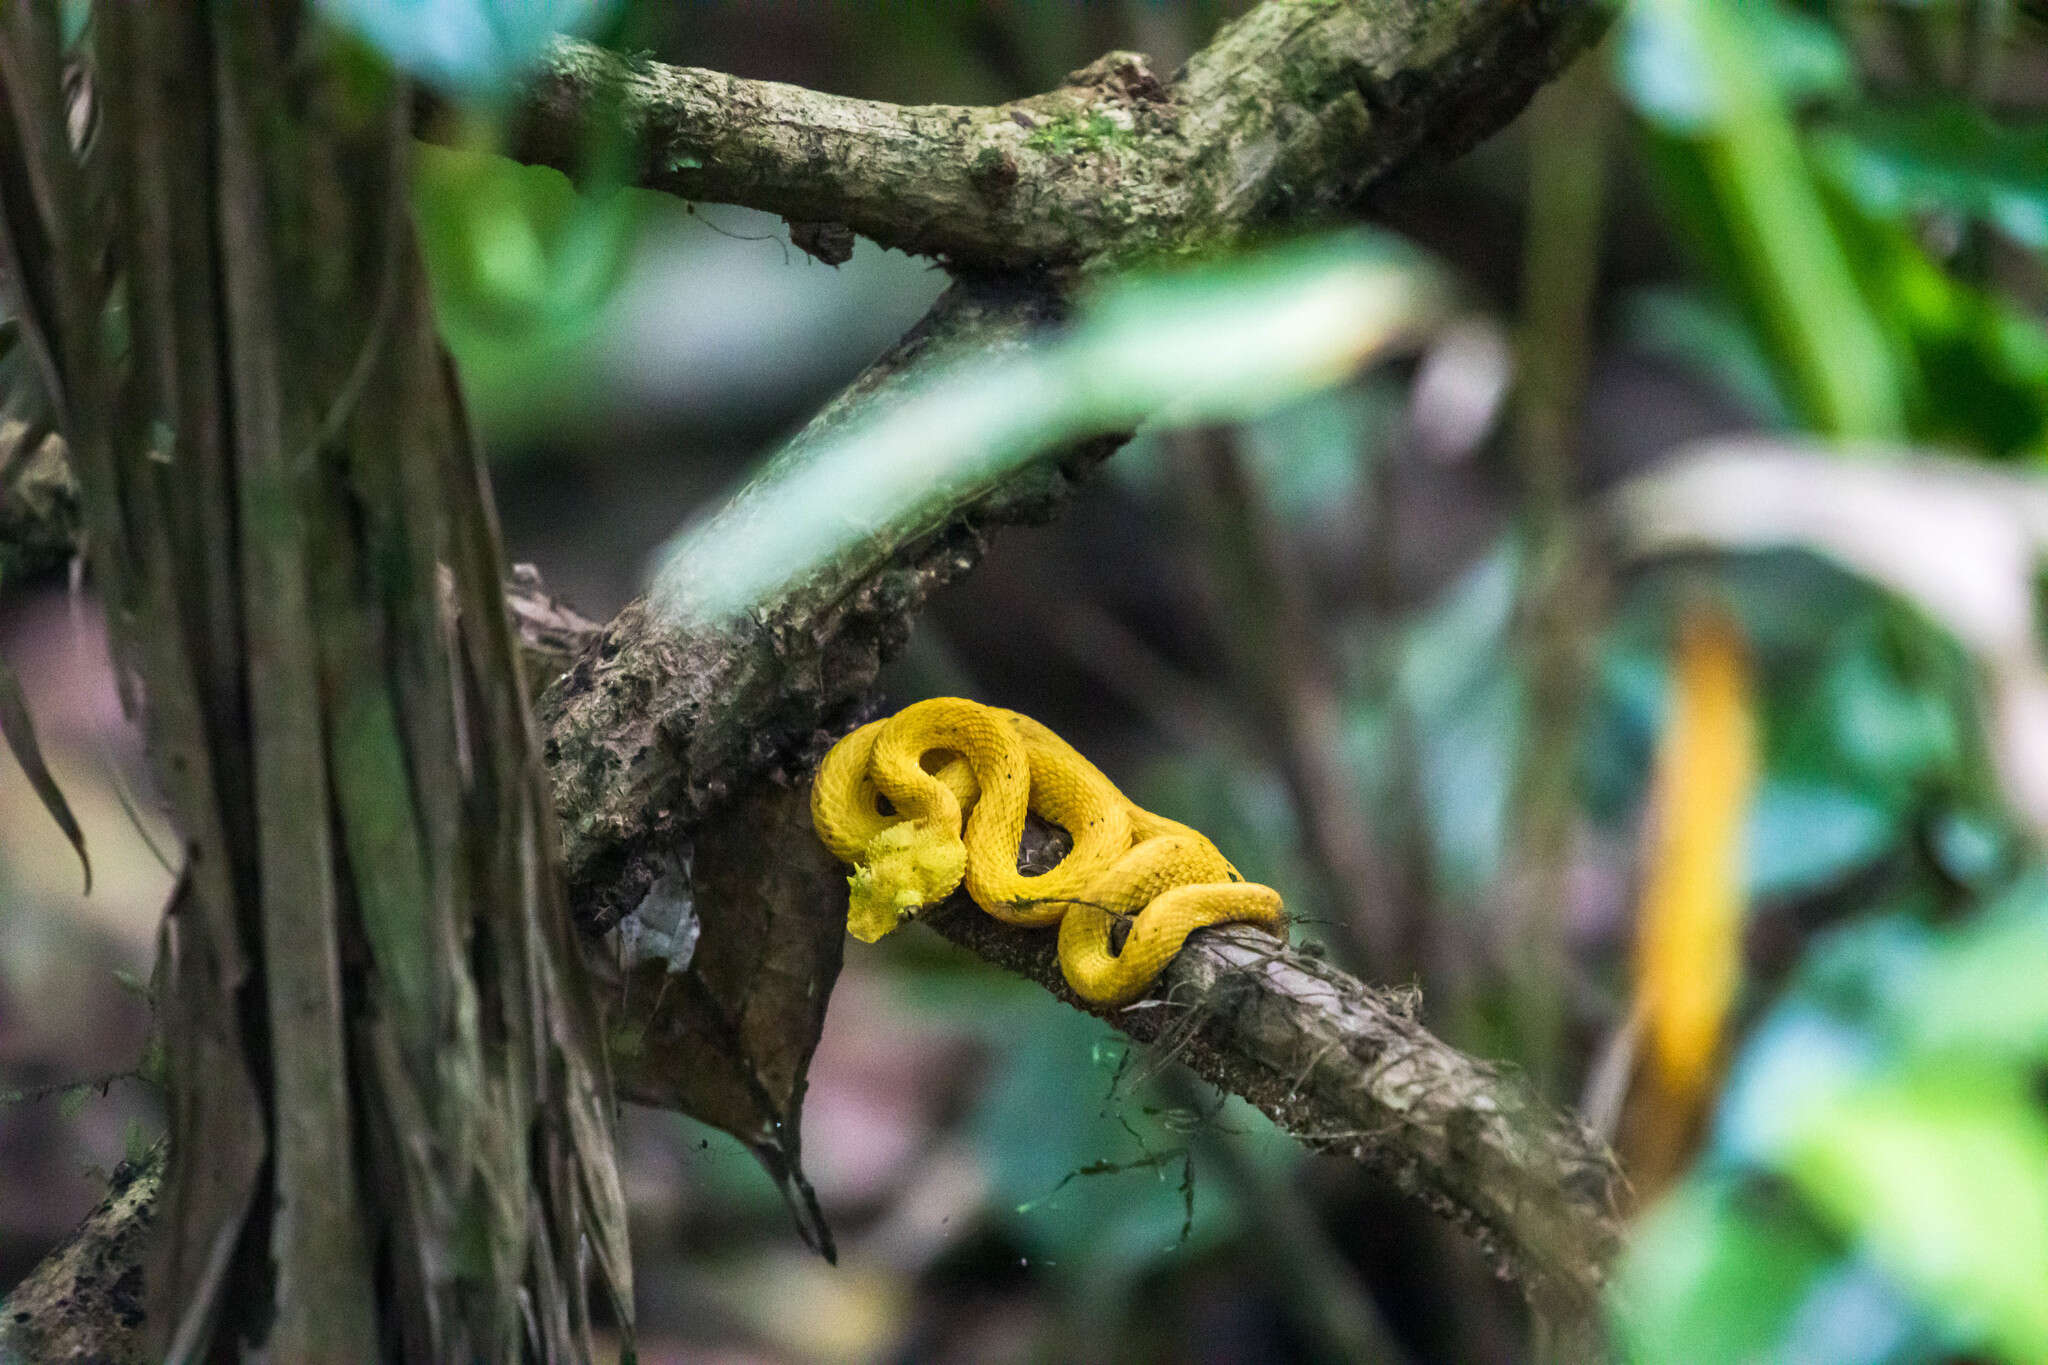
[[510, 0, 1605, 270], [539, 273, 1112, 932], [0, 1146, 159, 1365], [922, 906, 1619, 1321]]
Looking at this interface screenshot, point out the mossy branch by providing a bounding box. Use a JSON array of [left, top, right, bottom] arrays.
[[510, 0, 1602, 270]]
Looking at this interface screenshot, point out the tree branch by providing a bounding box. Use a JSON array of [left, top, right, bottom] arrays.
[[539, 273, 1112, 931], [0, 1146, 160, 1365], [509, 0, 1604, 270], [921, 903, 1619, 1323]]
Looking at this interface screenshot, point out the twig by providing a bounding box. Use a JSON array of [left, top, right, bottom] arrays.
[[1501, 51, 1613, 1092]]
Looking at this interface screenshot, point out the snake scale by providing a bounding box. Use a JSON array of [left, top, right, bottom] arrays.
[[811, 697, 1287, 1006]]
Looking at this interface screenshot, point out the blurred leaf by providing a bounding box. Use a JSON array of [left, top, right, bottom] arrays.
[[1714, 1001, 1881, 1168], [413, 144, 644, 435], [1062, 235, 1439, 423], [1634, 610, 1757, 1094], [0, 648, 90, 893], [1620, 0, 1904, 440], [1745, 781, 1894, 901], [318, 0, 617, 96], [1619, 0, 1852, 129], [650, 231, 1445, 626], [1618, 287, 1795, 426], [1618, 442, 2048, 662], [1814, 104, 2048, 249], [1783, 1065, 2048, 1363], [1762, 875, 2048, 1066], [1612, 1177, 1931, 1365], [1395, 545, 1522, 897], [1822, 199, 2048, 459], [1817, 635, 1961, 789], [1896, 876, 2048, 1060], [1709, 888, 2048, 1362]]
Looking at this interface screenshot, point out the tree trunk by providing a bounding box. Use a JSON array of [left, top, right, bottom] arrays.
[[0, 4, 629, 1358]]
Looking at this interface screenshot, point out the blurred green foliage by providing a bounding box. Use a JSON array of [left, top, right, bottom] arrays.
[[412, 144, 647, 439], [1606, 2, 2048, 1359], [1626, 0, 2048, 457], [319, 0, 617, 96], [650, 231, 1446, 628]]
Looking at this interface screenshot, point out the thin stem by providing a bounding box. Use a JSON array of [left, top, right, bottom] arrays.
[[1177, 425, 1401, 975], [1502, 51, 1612, 1096]]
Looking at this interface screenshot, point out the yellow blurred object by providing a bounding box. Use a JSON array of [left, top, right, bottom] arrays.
[[811, 698, 1286, 1006], [1633, 608, 1757, 1110]]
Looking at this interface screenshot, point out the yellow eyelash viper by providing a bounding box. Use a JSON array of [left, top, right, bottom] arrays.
[[810, 697, 1287, 1006]]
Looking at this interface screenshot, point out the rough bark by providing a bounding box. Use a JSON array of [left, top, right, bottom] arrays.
[[1, 3, 630, 1359], [510, 0, 1605, 270], [0, 1147, 160, 1365]]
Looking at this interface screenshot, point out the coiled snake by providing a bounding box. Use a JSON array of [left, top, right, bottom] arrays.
[[811, 697, 1287, 1006]]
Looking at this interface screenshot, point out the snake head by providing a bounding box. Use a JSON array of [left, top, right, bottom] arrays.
[[846, 823, 966, 942]]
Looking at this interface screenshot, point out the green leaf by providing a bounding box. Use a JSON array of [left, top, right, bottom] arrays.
[[1619, 0, 1852, 130], [1814, 104, 2048, 250], [1881, 874, 2048, 1063], [1745, 780, 1896, 901], [413, 144, 644, 436], [0, 647, 89, 893], [317, 0, 617, 96], [650, 231, 1445, 627], [1612, 1177, 1914, 1365], [1782, 1065, 2048, 1363], [1618, 0, 1905, 440], [1819, 199, 2048, 459]]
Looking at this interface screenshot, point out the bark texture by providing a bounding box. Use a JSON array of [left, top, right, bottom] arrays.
[[0, 1148, 160, 1365], [0, 4, 629, 1359], [511, 0, 1605, 270], [922, 903, 1620, 1323]]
